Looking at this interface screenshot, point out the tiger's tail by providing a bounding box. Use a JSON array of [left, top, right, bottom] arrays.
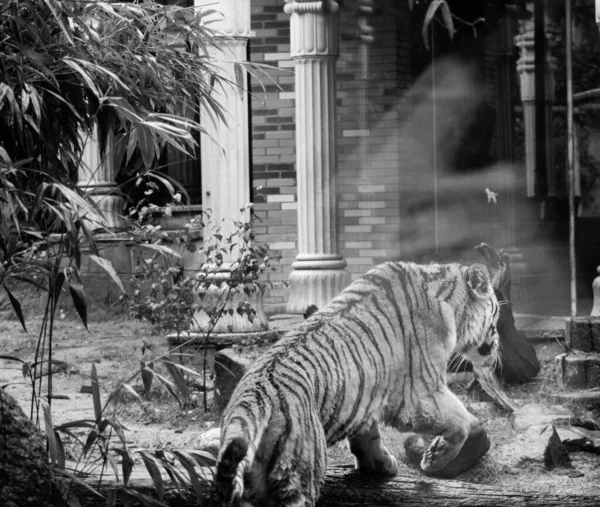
[[214, 404, 273, 505]]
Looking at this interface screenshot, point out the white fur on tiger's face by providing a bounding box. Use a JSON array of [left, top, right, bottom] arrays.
[[213, 261, 500, 507]]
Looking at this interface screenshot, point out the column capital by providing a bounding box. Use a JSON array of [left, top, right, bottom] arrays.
[[285, 0, 339, 58], [284, 0, 339, 15], [195, 0, 253, 38]]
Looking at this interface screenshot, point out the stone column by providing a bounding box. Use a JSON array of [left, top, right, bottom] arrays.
[[78, 128, 127, 231], [190, 0, 266, 334], [284, 0, 350, 313], [197, 0, 251, 234], [514, 1, 558, 197]]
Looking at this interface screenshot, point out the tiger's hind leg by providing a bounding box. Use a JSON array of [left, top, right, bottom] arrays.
[[409, 386, 478, 472], [348, 421, 399, 476], [267, 411, 327, 507]]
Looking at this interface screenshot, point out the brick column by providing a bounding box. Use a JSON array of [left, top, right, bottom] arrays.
[[284, 0, 350, 313], [78, 129, 127, 231]]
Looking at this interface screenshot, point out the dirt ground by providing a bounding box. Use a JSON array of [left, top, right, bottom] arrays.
[[2, 313, 600, 500]]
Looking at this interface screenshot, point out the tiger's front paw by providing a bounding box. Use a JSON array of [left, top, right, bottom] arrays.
[[420, 436, 452, 472], [355, 451, 399, 476]]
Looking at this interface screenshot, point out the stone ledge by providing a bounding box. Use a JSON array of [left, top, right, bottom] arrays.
[[166, 314, 304, 350], [548, 390, 600, 406], [555, 351, 600, 390], [166, 329, 283, 350]]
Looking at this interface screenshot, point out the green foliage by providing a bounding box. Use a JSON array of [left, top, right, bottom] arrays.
[[0, 0, 235, 182], [0, 1, 260, 505], [123, 202, 282, 335]]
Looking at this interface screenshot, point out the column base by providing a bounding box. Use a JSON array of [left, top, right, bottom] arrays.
[[190, 268, 270, 334], [286, 266, 351, 314]]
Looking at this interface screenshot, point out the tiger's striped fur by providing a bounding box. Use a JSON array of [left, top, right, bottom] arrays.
[[214, 261, 500, 506]]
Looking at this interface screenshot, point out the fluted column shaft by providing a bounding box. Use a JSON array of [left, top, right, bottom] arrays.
[[197, 0, 251, 235], [285, 0, 350, 313], [78, 128, 127, 231]]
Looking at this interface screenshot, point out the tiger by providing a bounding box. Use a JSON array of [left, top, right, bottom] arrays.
[[212, 261, 500, 507]]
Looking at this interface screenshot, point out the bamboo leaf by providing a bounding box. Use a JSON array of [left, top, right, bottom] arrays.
[[41, 400, 59, 465], [52, 271, 66, 312], [54, 430, 66, 469], [137, 125, 156, 169], [140, 452, 166, 501], [153, 370, 181, 404], [171, 450, 206, 498], [62, 59, 101, 99], [104, 418, 129, 449], [89, 255, 125, 293], [162, 360, 188, 400], [0, 355, 25, 363], [82, 428, 100, 457], [113, 448, 135, 487], [55, 419, 97, 431], [54, 468, 104, 499], [67, 269, 88, 330], [141, 362, 154, 397], [90, 364, 102, 422], [137, 243, 181, 259], [3, 284, 26, 332], [119, 383, 144, 404], [186, 449, 217, 467]]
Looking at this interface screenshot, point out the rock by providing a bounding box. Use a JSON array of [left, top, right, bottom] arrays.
[[497, 424, 571, 470], [548, 390, 600, 407], [213, 345, 269, 413], [555, 426, 600, 454], [555, 351, 600, 389], [513, 403, 574, 430], [403, 421, 491, 479], [194, 427, 221, 455], [0, 389, 65, 507]]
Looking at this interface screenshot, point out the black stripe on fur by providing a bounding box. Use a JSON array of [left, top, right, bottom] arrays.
[[214, 437, 248, 505]]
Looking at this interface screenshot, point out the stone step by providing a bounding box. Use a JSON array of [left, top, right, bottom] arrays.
[[548, 390, 600, 407], [555, 351, 600, 390], [565, 316, 600, 353]]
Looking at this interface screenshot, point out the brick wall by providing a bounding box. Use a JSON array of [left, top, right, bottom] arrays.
[[248, 1, 554, 312], [337, 1, 413, 278], [250, 0, 297, 311], [249, 1, 417, 309]]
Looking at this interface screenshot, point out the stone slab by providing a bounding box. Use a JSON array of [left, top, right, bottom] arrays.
[[513, 403, 574, 431], [497, 424, 572, 470], [555, 351, 600, 390], [548, 391, 600, 406], [213, 345, 270, 413]]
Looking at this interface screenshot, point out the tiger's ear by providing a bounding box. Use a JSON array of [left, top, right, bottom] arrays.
[[466, 263, 493, 300]]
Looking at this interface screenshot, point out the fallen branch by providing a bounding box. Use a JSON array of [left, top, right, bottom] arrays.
[[69, 464, 600, 507]]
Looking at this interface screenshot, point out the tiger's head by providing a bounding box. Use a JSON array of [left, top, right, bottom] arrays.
[[457, 263, 501, 369]]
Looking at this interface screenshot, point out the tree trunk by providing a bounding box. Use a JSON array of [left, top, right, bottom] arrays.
[[68, 464, 599, 507], [475, 243, 541, 383], [0, 388, 65, 507]]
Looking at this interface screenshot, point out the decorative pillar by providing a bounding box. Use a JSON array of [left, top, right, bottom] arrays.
[[514, 2, 559, 197], [190, 0, 266, 334], [284, 0, 350, 313], [197, 0, 251, 234], [78, 128, 127, 231]]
